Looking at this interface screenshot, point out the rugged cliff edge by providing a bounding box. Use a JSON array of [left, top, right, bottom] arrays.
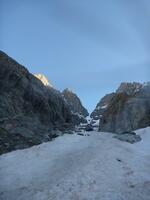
[[90, 93, 115, 120], [34, 74, 53, 87], [62, 88, 89, 123], [92, 82, 150, 133], [0, 51, 75, 154]]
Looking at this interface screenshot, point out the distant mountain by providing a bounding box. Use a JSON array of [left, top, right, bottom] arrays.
[[92, 82, 150, 133], [0, 51, 76, 154], [62, 88, 89, 119]]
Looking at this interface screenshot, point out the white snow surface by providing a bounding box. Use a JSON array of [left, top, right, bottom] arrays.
[[0, 127, 150, 200], [86, 115, 92, 123], [92, 119, 99, 126], [100, 104, 108, 109]]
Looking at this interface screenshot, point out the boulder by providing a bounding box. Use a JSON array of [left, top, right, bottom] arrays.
[[114, 133, 141, 144], [85, 124, 94, 131]]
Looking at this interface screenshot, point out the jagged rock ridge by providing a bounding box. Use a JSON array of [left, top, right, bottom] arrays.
[[34, 74, 53, 87], [62, 88, 89, 120], [98, 82, 150, 133], [116, 82, 143, 95], [90, 93, 115, 120]]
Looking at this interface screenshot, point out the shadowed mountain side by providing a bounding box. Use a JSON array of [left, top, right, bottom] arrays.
[[0, 51, 77, 154], [90, 93, 115, 120], [34, 74, 53, 87], [97, 82, 150, 133], [62, 88, 89, 121]]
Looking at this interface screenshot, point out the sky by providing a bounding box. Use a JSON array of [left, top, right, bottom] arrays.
[[0, 0, 150, 113]]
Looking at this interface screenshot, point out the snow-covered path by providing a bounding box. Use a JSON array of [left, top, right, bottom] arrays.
[[0, 128, 150, 200]]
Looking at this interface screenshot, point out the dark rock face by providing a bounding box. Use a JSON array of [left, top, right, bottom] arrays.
[[116, 82, 143, 95], [91, 82, 146, 120], [85, 124, 93, 131], [62, 88, 89, 122], [99, 82, 150, 133], [90, 93, 115, 119], [0, 51, 74, 154], [71, 113, 87, 125]]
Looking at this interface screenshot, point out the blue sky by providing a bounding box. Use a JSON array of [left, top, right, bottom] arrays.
[[0, 0, 150, 112]]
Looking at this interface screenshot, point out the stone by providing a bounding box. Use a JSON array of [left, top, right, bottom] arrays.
[[63, 130, 74, 134], [85, 124, 93, 131], [114, 133, 142, 144], [116, 158, 122, 162], [77, 133, 85, 136], [122, 131, 136, 135]]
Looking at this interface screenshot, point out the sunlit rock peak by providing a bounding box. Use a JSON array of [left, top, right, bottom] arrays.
[[34, 74, 53, 87]]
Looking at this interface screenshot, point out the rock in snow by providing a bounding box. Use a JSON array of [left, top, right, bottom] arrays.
[[0, 127, 150, 200], [113, 132, 142, 144], [85, 123, 94, 131]]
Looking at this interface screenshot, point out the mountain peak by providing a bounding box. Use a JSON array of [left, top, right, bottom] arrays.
[[63, 88, 73, 93], [34, 74, 53, 87], [116, 82, 142, 95]]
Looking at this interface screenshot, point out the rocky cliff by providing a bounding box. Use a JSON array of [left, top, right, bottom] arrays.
[[0, 51, 74, 154], [62, 88, 89, 122], [116, 82, 143, 95], [90, 93, 115, 119], [91, 82, 144, 120], [34, 74, 53, 87], [99, 82, 150, 133]]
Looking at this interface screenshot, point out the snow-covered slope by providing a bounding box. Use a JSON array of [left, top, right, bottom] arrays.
[[0, 128, 150, 200]]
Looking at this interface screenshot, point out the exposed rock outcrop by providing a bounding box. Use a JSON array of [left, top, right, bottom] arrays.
[[116, 82, 143, 95], [99, 82, 150, 133], [34, 74, 53, 87], [0, 51, 74, 154], [62, 88, 89, 123], [90, 93, 115, 119]]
